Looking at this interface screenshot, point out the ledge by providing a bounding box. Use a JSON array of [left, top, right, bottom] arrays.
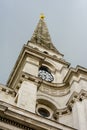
[[0, 100, 77, 130]]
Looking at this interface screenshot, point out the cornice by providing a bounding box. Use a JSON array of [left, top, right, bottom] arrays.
[[0, 116, 34, 130], [70, 77, 87, 86], [0, 84, 16, 97], [0, 101, 76, 130], [25, 44, 70, 66], [28, 41, 64, 56], [15, 72, 69, 94], [66, 89, 87, 107], [64, 65, 87, 83]]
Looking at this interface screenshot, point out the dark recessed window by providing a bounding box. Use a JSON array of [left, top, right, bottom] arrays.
[[43, 51, 48, 54], [39, 66, 49, 72], [38, 108, 50, 117]]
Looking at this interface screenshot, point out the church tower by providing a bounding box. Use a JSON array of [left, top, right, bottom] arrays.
[[0, 15, 87, 130]]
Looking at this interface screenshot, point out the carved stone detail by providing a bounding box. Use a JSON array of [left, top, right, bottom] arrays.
[[39, 85, 70, 96], [0, 116, 35, 130], [53, 90, 87, 119]]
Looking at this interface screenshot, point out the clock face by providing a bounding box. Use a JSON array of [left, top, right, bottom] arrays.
[[38, 70, 54, 82]]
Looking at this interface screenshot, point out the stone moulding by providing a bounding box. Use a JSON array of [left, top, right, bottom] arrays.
[[53, 89, 87, 119], [0, 116, 34, 130], [66, 89, 87, 107], [15, 72, 70, 96], [7, 44, 70, 88], [0, 84, 16, 97], [0, 100, 77, 130], [64, 65, 87, 83]]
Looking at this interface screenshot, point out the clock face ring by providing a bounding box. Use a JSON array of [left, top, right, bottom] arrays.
[[38, 70, 54, 82]]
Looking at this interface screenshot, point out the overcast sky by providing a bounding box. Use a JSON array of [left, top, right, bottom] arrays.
[[0, 0, 87, 84]]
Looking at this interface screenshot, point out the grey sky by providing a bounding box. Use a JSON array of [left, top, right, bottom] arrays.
[[0, 0, 87, 84]]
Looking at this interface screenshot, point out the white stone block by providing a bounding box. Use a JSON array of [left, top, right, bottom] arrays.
[[17, 81, 37, 113]]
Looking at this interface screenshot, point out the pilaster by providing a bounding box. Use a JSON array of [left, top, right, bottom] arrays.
[[17, 81, 37, 113], [72, 101, 87, 130], [67, 90, 87, 130]]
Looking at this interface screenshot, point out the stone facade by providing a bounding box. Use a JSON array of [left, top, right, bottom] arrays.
[[0, 16, 87, 130]]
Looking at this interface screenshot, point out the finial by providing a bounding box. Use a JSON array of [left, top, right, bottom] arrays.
[[40, 13, 45, 19]]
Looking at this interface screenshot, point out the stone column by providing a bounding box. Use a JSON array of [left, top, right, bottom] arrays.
[[17, 81, 37, 113], [72, 101, 87, 130]]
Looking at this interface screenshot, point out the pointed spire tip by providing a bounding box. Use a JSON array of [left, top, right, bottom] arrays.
[[40, 13, 45, 20]]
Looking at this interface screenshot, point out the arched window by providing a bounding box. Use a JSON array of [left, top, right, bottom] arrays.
[[39, 66, 50, 72]]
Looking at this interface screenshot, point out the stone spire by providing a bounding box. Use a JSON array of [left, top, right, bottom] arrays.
[[29, 14, 59, 53]]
